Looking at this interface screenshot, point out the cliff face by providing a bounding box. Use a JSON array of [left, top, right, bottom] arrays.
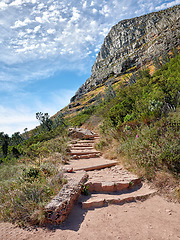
[[71, 5, 180, 102]]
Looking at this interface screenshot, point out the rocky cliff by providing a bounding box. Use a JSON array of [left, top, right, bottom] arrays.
[[71, 5, 180, 103]]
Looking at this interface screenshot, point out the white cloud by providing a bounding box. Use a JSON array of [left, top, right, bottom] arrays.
[[1, 0, 162, 70], [35, 16, 43, 23], [155, 0, 180, 10], [10, 0, 23, 7], [11, 18, 32, 28], [82, 1, 87, 9], [10, 0, 36, 7], [34, 25, 41, 33], [47, 28, 56, 34], [37, 3, 44, 10], [49, 5, 56, 11], [0, 2, 8, 10], [90, 1, 95, 6], [85, 35, 93, 41], [100, 27, 110, 37], [71, 7, 81, 22], [99, 5, 111, 17], [92, 8, 97, 14]]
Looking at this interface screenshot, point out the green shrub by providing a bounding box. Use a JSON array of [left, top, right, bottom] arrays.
[[22, 166, 40, 182]]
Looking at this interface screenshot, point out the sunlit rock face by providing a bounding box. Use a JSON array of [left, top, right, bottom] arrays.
[[71, 5, 180, 102]]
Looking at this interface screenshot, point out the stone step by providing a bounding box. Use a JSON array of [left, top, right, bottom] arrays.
[[71, 153, 101, 160], [69, 151, 101, 156], [71, 147, 94, 150], [70, 142, 94, 147], [70, 143, 93, 148], [80, 184, 157, 210], [67, 157, 118, 171], [85, 178, 141, 193], [77, 140, 95, 143], [93, 134, 100, 136]]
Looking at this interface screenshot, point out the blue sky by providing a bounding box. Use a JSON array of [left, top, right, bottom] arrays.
[[0, 0, 179, 135]]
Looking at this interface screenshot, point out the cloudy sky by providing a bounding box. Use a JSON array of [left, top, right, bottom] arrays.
[[0, 0, 179, 135]]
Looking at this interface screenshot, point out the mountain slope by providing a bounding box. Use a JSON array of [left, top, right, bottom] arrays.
[[71, 5, 180, 103]]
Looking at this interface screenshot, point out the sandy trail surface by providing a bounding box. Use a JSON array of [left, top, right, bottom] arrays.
[[1, 195, 180, 240]]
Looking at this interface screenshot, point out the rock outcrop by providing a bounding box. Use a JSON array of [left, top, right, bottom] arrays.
[[71, 5, 180, 102]]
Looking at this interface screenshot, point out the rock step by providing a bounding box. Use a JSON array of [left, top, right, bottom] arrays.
[[77, 140, 95, 143], [71, 147, 94, 150], [74, 162, 118, 171], [91, 133, 99, 136], [70, 142, 94, 147], [85, 178, 141, 193], [66, 157, 118, 171], [80, 184, 157, 210], [69, 151, 101, 156], [71, 144, 94, 148], [71, 153, 101, 160]]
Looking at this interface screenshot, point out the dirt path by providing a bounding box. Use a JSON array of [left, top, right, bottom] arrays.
[[1, 130, 180, 239], [1, 195, 180, 240]]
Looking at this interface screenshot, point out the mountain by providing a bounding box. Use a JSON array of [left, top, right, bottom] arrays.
[[70, 5, 180, 103]]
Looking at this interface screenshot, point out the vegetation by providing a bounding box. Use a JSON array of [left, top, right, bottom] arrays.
[[0, 113, 69, 225], [98, 53, 180, 178], [0, 163, 66, 226], [68, 105, 97, 127]]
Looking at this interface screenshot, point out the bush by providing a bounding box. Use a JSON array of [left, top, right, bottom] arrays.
[[0, 162, 65, 226]]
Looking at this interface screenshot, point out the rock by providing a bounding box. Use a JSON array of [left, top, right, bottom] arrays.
[[61, 156, 68, 164], [71, 5, 180, 102], [86, 97, 96, 104], [45, 171, 88, 224], [65, 167, 73, 173], [68, 102, 81, 109], [68, 127, 95, 139]]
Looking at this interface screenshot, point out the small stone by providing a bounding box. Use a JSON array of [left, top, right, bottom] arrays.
[[67, 168, 73, 173]]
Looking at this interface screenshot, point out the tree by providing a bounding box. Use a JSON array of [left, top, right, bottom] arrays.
[[23, 128, 29, 140], [36, 112, 53, 132], [1, 134, 9, 157], [10, 132, 23, 145], [53, 113, 66, 128]]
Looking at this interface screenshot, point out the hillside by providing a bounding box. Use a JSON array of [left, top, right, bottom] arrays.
[[70, 4, 180, 105]]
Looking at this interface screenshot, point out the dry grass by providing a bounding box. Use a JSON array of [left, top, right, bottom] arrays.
[[96, 134, 180, 202], [153, 171, 180, 202], [82, 115, 103, 133], [0, 134, 69, 226]]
